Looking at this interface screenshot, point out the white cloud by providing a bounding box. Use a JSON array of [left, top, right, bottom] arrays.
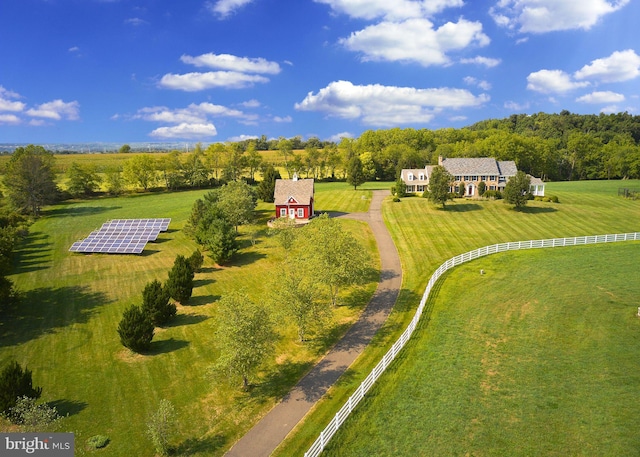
[[526, 69, 589, 94], [576, 91, 625, 104], [159, 71, 269, 91], [180, 53, 281, 74], [295, 80, 489, 126], [340, 18, 489, 67], [0, 97, 26, 112], [241, 99, 261, 108], [460, 56, 501, 68], [314, 0, 463, 21], [328, 131, 354, 142], [504, 101, 530, 110], [125, 17, 148, 26], [206, 0, 255, 19], [136, 102, 247, 124], [150, 123, 218, 139], [26, 100, 80, 120], [600, 105, 621, 113], [68, 46, 80, 53], [0, 114, 21, 124], [490, 0, 630, 33], [273, 115, 292, 123], [227, 134, 259, 142], [574, 49, 640, 83], [464, 76, 492, 91]]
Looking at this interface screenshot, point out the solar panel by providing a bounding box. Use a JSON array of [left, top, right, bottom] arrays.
[[69, 218, 170, 254]]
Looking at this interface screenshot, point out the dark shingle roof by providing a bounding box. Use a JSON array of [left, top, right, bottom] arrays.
[[441, 157, 500, 175], [497, 161, 518, 177], [274, 178, 314, 206]]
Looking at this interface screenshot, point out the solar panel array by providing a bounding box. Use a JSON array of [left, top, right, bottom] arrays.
[[69, 218, 171, 254]]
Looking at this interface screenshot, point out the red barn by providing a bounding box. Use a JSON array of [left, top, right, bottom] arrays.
[[274, 175, 315, 220]]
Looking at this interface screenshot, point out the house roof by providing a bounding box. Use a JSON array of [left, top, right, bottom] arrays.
[[441, 157, 501, 176], [497, 161, 518, 177], [274, 178, 314, 206], [401, 169, 427, 181]]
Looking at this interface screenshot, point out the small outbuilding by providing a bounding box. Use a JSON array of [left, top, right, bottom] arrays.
[[274, 174, 315, 221]]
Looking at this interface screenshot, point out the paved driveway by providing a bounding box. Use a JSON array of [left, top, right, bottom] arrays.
[[225, 190, 402, 457]]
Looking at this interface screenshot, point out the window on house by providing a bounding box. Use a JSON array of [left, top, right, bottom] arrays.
[[499, 176, 506, 183], [407, 185, 415, 193], [419, 173, 424, 181], [481, 175, 487, 181], [408, 173, 414, 181], [297, 208, 304, 218], [280, 208, 287, 217], [490, 175, 496, 181], [455, 176, 461, 181], [490, 185, 496, 190], [417, 185, 424, 192], [464, 175, 470, 181], [472, 175, 478, 181]]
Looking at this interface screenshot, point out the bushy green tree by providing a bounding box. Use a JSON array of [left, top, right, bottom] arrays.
[[393, 178, 406, 197], [3, 145, 58, 216], [217, 180, 257, 232], [477, 181, 487, 196], [123, 154, 156, 191], [0, 360, 42, 414], [187, 249, 204, 273], [203, 218, 238, 265], [141, 280, 175, 326], [213, 291, 276, 390], [117, 304, 154, 352], [346, 156, 366, 190], [428, 165, 454, 208], [66, 162, 101, 197], [504, 171, 531, 209], [165, 255, 194, 304], [256, 165, 281, 202]]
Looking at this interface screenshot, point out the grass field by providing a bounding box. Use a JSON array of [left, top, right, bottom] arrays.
[[274, 179, 640, 456], [0, 182, 382, 456], [323, 243, 640, 456]]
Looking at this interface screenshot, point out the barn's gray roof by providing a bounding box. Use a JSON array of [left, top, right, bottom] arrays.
[[274, 178, 314, 206]]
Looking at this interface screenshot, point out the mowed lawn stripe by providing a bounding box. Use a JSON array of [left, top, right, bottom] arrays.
[[322, 243, 640, 456]]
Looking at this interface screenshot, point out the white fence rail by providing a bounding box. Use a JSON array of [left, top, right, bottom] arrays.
[[304, 232, 640, 457]]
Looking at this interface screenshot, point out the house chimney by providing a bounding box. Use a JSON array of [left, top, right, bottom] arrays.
[[292, 172, 298, 181], [438, 155, 443, 166]]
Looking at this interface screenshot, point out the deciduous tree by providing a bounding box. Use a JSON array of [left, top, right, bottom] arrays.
[[504, 170, 531, 209], [66, 162, 101, 197], [428, 165, 453, 208], [213, 291, 276, 390], [123, 154, 156, 191], [146, 399, 176, 457], [346, 156, 366, 190], [4, 145, 58, 216]]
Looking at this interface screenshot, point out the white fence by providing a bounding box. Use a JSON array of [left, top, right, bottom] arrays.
[[304, 232, 640, 457]]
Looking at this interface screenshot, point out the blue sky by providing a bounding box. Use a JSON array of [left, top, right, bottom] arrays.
[[1, 0, 639, 144]]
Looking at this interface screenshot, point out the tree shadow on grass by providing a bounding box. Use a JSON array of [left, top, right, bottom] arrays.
[[47, 399, 88, 417], [228, 251, 267, 267], [518, 206, 558, 214], [448, 203, 482, 212], [185, 295, 220, 306], [42, 205, 122, 218], [193, 278, 215, 288], [174, 434, 227, 456], [12, 231, 52, 274], [0, 285, 112, 348], [164, 313, 209, 327], [148, 338, 189, 355], [250, 360, 316, 402]]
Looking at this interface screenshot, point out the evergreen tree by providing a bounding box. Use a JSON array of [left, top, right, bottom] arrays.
[[0, 360, 42, 414], [165, 255, 194, 304], [117, 304, 154, 352], [141, 279, 175, 326], [256, 165, 281, 202], [187, 249, 204, 273], [203, 218, 238, 265]]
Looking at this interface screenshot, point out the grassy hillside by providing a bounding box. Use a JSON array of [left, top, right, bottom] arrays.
[[0, 183, 382, 456], [275, 179, 640, 456]]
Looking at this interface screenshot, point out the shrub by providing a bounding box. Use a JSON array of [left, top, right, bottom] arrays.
[[0, 361, 42, 414], [477, 181, 486, 196], [86, 435, 110, 450], [141, 280, 176, 326], [9, 396, 60, 431], [392, 196, 401, 202], [146, 399, 176, 457], [117, 304, 154, 352], [549, 194, 559, 203]]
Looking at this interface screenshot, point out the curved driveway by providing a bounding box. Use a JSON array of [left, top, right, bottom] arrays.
[[225, 190, 402, 457]]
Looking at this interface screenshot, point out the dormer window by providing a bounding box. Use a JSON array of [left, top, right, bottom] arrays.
[[419, 173, 424, 181], [408, 173, 414, 181]]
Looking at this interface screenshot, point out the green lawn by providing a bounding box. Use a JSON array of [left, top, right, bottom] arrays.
[[275, 179, 640, 456], [323, 243, 640, 456], [0, 185, 380, 456]]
